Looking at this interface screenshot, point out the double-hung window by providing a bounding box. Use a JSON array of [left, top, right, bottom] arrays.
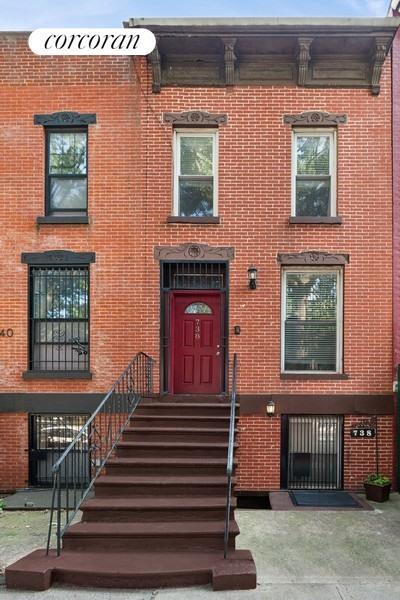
[[29, 266, 89, 372], [173, 130, 218, 217], [46, 129, 88, 216], [292, 129, 336, 217], [281, 267, 343, 373]]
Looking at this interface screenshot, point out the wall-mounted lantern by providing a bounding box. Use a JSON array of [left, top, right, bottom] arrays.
[[266, 399, 276, 417], [248, 266, 257, 290]]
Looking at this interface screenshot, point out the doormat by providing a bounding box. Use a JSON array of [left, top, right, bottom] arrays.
[[290, 490, 363, 508]]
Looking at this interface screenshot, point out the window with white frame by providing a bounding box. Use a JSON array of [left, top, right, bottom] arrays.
[[174, 130, 217, 217], [292, 129, 336, 217], [281, 267, 342, 373]]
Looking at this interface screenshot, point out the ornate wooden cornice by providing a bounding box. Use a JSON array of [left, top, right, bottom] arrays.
[[163, 111, 228, 126], [371, 36, 392, 95], [33, 112, 96, 126], [277, 251, 349, 265], [222, 37, 237, 86], [132, 20, 397, 93], [296, 37, 312, 86], [283, 111, 347, 126], [21, 250, 96, 265], [154, 242, 234, 261], [148, 45, 161, 93]]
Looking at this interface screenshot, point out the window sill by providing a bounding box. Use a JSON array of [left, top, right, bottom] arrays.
[[289, 216, 342, 225], [37, 216, 89, 225], [280, 373, 349, 380], [22, 371, 93, 380], [167, 216, 220, 224]]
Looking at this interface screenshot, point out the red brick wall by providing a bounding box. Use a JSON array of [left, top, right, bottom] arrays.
[[343, 415, 394, 491], [236, 414, 394, 492], [0, 34, 146, 393], [133, 55, 393, 397], [0, 35, 393, 397], [0, 34, 395, 492], [0, 413, 28, 492], [236, 415, 281, 490]]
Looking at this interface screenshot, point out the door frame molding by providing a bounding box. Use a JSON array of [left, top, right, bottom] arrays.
[[159, 260, 229, 395]]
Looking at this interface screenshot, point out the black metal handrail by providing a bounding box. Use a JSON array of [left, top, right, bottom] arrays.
[[46, 351, 155, 555], [224, 353, 238, 559]]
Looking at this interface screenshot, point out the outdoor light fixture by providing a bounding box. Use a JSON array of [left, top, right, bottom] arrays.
[[266, 400, 276, 417], [248, 266, 257, 289]]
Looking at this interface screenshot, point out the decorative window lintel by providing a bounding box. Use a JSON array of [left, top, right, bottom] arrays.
[[283, 111, 347, 126], [34, 111, 96, 126], [21, 250, 96, 265], [277, 251, 349, 266], [163, 111, 228, 126]]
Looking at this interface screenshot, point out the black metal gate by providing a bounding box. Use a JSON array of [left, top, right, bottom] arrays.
[[29, 414, 89, 487], [282, 415, 343, 490]]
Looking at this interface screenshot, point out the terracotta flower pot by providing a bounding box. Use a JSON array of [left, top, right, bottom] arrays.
[[364, 482, 391, 502]]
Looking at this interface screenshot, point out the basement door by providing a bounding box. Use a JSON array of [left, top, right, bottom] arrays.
[[170, 291, 222, 394]]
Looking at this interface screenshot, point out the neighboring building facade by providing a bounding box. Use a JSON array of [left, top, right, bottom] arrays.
[[0, 18, 398, 495]]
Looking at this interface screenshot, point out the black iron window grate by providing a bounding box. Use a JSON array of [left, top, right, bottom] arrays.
[[162, 262, 226, 290], [29, 266, 89, 372], [287, 415, 343, 490], [29, 414, 89, 487]]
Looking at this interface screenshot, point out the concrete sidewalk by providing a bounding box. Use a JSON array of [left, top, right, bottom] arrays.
[[1, 494, 400, 599]]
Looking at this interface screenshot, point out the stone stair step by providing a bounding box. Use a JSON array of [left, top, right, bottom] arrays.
[[63, 521, 239, 552], [122, 426, 233, 442], [131, 414, 236, 428], [136, 402, 236, 416], [115, 440, 237, 458], [6, 549, 257, 591], [94, 474, 232, 497], [105, 456, 235, 476], [81, 495, 236, 522]]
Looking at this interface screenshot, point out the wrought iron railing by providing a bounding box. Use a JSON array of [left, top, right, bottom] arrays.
[[224, 353, 238, 559], [46, 351, 155, 555]]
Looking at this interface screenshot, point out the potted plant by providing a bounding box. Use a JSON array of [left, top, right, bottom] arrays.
[[364, 473, 391, 503]]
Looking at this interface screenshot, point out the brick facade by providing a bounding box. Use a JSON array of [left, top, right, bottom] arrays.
[[236, 416, 281, 491], [0, 414, 28, 492], [343, 416, 394, 490], [0, 30, 395, 493]]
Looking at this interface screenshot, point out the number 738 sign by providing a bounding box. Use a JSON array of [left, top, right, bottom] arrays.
[[350, 427, 376, 438]]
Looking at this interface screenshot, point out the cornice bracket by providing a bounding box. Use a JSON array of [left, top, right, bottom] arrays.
[[296, 37, 313, 86], [370, 36, 391, 95], [222, 37, 237, 86], [148, 44, 161, 93]]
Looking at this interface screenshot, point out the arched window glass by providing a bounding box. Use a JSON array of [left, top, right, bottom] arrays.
[[184, 302, 213, 314]]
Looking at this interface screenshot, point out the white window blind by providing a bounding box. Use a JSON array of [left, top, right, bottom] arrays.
[[282, 269, 341, 372]]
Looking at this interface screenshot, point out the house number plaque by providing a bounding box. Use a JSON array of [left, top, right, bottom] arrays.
[[350, 428, 376, 438], [0, 329, 14, 338]]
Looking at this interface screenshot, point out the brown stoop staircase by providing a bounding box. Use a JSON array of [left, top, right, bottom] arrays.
[[6, 354, 256, 591]]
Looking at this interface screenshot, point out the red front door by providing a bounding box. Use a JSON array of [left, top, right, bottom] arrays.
[[171, 292, 222, 394]]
